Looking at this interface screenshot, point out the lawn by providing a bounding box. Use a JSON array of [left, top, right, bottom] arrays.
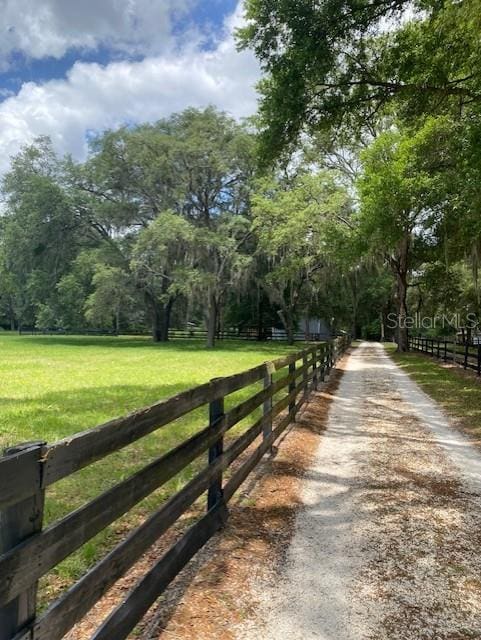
[[0, 333, 298, 600], [388, 344, 481, 441]]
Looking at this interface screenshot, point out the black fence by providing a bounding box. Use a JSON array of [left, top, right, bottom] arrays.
[[17, 327, 337, 342], [409, 336, 481, 375], [0, 338, 350, 640]]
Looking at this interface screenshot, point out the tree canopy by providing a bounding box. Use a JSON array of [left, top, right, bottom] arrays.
[[3, 1, 480, 350], [0, 108, 368, 346]]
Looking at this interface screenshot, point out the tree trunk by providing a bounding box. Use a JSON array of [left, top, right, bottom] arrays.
[[256, 287, 263, 341], [206, 293, 218, 349], [160, 298, 173, 342], [9, 303, 16, 331], [149, 296, 173, 343], [394, 233, 410, 352], [397, 273, 409, 351], [278, 309, 295, 345], [350, 271, 359, 340], [152, 309, 161, 342], [286, 322, 295, 345]]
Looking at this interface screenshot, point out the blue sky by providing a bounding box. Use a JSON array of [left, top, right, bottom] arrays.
[[0, 0, 239, 96], [0, 0, 258, 175]]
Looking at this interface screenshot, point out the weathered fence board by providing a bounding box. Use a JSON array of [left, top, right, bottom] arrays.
[[43, 364, 268, 486], [0, 446, 43, 511], [409, 336, 481, 375], [0, 443, 45, 640], [0, 337, 350, 640], [91, 502, 229, 640]]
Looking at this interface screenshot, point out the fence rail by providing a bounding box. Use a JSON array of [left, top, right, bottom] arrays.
[[0, 336, 350, 640], [17, 327, 338, 342], [409, 336, 481, 375]]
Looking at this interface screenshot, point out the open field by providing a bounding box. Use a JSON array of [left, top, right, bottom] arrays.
[[0, 333, 298, 599]]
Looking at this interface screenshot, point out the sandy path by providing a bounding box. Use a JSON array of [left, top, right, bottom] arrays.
[[236, 342, 481, 640]]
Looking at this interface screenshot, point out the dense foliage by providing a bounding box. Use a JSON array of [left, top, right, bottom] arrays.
[[4, 1, 479, 350], [238, 0, 481, 350], [0, 108, 376, 346]]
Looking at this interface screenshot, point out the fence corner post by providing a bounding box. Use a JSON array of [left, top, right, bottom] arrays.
[[207, 384, 225, 512], [0, 441, 46, 640]]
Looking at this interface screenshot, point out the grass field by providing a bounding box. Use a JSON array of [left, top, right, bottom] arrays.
[[388, 344, 481, 440], [0, 333, 298, 600]]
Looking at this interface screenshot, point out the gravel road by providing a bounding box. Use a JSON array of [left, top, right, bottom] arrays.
[[236, 342, 481, 640]]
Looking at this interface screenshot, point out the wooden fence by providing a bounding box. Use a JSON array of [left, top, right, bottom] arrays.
[[0, 336, 350, 640], [409, 336, 481, 375], [18, 327, 336, 342]]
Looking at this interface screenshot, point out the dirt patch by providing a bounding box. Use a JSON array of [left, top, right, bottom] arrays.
[[396, 351, 481, 449], [136, 360, 348, 640], [353, 349, 481, 640]]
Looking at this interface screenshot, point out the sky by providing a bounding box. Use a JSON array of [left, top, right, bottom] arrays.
[[0, 0, 260, 176]]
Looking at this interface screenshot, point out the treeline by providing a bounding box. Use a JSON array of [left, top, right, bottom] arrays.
[[0, 107, 389, 346], [8, 0, 479, 351], [239, 0, 481, 350]]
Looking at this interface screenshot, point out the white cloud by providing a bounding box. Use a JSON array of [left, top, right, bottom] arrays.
[[0, 2, 260, 176], [0, 0, 193, 65]]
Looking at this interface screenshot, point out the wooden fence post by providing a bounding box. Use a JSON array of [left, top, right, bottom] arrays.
[[302, 353, 308, 399], [325, 343, 331, 376], [288, 361, 296, 416], [320, 345, 325, 382], [263, 363, 273, 444], [437, 340, 440, 359], [464, 341, 469, 370], [444, 341, 447, 362], [0, 441, 46, 640], [312, 347, 319, 391], [207, 387, 224, 511]]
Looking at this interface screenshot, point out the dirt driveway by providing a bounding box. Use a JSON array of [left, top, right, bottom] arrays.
[[236, 342, 481, 640]]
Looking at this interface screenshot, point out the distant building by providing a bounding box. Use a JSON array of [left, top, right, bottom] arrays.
[[271, 317, 333, 341], [300, 317, 332, 340]]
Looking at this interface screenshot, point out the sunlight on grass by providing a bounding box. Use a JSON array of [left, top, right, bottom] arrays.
[[0, 332, 299, 602], [389, 346, 481, 438]]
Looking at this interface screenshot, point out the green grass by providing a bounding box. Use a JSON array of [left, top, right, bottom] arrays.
[[388, 344, 481, 440], [0, 333, 298, 602]]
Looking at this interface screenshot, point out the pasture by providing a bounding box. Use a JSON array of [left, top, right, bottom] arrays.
[[0, 333, 297, 598]]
